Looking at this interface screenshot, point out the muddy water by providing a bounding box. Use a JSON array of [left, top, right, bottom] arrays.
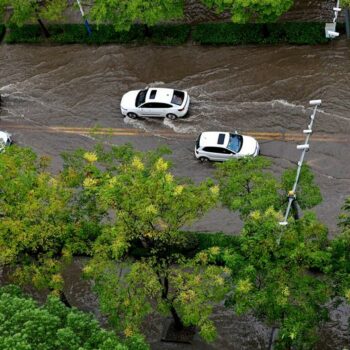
[[1, 40, 350, 348]]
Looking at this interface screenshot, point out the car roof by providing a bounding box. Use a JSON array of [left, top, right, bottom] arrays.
[[199, 132, 230, 148], [145, 88, 174, 104]]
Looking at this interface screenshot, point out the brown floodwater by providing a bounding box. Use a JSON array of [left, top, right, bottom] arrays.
[[1, 36, 350, 349]]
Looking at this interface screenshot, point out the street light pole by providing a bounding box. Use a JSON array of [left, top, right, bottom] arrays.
[[278, 100, 322, 239]]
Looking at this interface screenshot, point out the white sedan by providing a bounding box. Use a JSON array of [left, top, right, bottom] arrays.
[[0, 131, 12, 151], [195, 131, 259, 162], [120, 87, 190, 120]]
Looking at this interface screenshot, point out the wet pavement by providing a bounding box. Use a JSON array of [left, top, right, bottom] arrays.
[[1, 37, 350, 348], [1, 41, 350, 235]]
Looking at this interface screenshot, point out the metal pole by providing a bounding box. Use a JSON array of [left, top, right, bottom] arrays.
[[278, 100, 322, 242], [76, 0, 92, 36], [345, 8, 350, 39]]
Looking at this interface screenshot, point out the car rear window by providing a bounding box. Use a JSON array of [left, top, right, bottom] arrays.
[[136, 89, 148, 107], [171, 90, 185, 106]]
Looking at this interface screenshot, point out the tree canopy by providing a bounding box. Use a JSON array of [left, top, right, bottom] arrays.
[[201, 0, 294, 23], [89, 0, 184, 31], [0, 0, 67, 26], [215, 156, 322, 220], [0, 284, 148, 350], [0, 0, 295, 29], [73, 145, 229, 341]]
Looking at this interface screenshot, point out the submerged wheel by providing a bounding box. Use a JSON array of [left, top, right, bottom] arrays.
[[199, 157, 209, 163], [127, 112, 138, 119], [166, 113, 177, 120]]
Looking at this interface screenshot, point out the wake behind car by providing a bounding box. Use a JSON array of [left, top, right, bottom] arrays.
[[195, 131, 259, 162], [120, 87, 190, 120]]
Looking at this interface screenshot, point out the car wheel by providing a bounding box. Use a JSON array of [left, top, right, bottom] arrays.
[[127, 112, 138, 119], [166, 113, 177, 120], [199, 157, 209, 163]]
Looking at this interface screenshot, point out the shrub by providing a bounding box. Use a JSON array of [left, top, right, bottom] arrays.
[[5, 24, 43, 44], [0, 285, 149, 350], [0, 24, 5, 43], [193, 22, 329, 45], [149, 24, 190, 45], [265, 22, 328, 44], [192, 23, 265, 45], [50, 24, 146, 44]]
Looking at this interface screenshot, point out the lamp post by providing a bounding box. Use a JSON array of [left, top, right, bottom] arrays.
[[278, 100, 322, 241]]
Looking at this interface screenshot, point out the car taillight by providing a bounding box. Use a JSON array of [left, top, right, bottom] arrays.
[[178, 107, 185, 111]]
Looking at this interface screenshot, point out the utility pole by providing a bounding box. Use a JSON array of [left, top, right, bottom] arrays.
[[278, 99, 322, 242], [345, 7, 350, 39]]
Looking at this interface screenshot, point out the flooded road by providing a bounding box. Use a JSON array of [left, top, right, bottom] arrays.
[[1, 40, 350, 348], [1, 41, 350, 233]]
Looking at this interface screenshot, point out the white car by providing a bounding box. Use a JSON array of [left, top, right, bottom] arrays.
[[0, 131, 12, 151], [195, 131, 259, 162], [120, 87, 190, 120]]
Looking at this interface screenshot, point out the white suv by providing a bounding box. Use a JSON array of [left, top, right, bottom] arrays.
[[195, 131, 259, 162], [120, 87, 190, 120]]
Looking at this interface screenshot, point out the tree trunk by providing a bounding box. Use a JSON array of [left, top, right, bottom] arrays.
[[58, 290, 71, 308], [37, 18, 50, 38], [291, 200, 301, 220], [170, 305, 184, 331], [268, 327, 279, 350]]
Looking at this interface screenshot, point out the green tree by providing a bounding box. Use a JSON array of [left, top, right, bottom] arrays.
[[201, 0, 294, 23], [216, 157, 322, 220], [0, 146, 96, 303], [0, 0, 67, 26], [77, 146, 229, 341], [215, 157, 280, 218], [223, 209, 332, 349], [89, 0, 184, 32], [327, 198, 350, 306], [0, 284, 148, 350]]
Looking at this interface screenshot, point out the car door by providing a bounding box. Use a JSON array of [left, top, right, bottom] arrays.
[[139, 103, 157, 116], [158, 103, 173, 117], [202, 147, 227, 161]]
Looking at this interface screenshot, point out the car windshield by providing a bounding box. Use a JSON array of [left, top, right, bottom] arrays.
[[227, 134, 243, 153], [136, 89, 148, 107]]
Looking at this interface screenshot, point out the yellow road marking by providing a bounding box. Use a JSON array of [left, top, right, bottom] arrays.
[[1, 124, 348, 143]]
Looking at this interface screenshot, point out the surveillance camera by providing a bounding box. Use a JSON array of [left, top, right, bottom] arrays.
[[296, 144, 310, 151], [303, 129, 312, 134], [309, 99, 322, 106], [333, 7, 341, 11], [327, 30, 339, 37]]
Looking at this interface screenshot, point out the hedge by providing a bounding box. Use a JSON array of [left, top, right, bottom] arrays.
[[4, 22, 331, 46], [0, 24, 5, 43], [192, 22, 329, 45], [4, 23, 190, 45], [148, 24, 190, 45]]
